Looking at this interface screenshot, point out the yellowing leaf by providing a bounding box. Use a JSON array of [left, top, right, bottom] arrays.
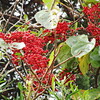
[[51, 76, 55, 91], [48, 50, 54, 67], [79, 54, 90, 75]]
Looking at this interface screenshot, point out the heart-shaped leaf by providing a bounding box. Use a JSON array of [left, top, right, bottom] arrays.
[[34, 9, 60, 29], [66, 35, 96, 58]]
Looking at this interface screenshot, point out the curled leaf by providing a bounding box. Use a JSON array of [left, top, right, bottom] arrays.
[[66, 35, 96, 58], [34, 9, 60, 29], [10, 42, 25, 49]]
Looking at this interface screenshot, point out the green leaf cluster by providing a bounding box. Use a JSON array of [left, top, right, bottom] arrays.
[[90, 46, 100, 68], [56, 42, 74, 68]]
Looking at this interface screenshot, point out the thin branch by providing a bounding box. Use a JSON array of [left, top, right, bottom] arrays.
[[8, 0, 24, 32], [50, 0, 56, 10], [33, 86, 50, 100], [54, 52, 81, 69], [42, 31, 57, 81], [0, 13, 24, 22], [6, 66, 21, 75], [94, 67, 100, 88], [6, 53, 25, 82], [0, 61, 10, 76], [14, 17, 35, 32], [3, 0, 19, 33], [69, 15, 84, 28], [59, 1, 81, 16], [29, 66, 41, 84], [26, 62, 41, 84]]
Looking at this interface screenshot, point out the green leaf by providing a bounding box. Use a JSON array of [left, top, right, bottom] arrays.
[[0, 29, 2, 32], [66, 90, 79, 100], [14, 25, 22, 27], [48, 50, 54, 67], [83, 88, 100, 100], [66, 35, 96, 58], [90, 60, 100, 68], [15, 52, 22, 56], [18, 82, 23, 91], [17, 83, 24, 100], [51, 76, 55, 91], [34, 9, 60, 29], [98, 46, 100, 55], [90, 46, 100, 61], [90, 46, 100, 68], [31, 31, 39, 36], [42, 0, 59, 10], [24, 14, 28, 22], [83, 0, 100, 4], [0, 51, 3, 60], [76, 75, 90, 90], [56, 42, 74, 68], [0, 88, 13, 93], [20, 92, 24, 100], [0, 38, 8, 49], [49, 91, 61, 100], [79, 54, 90, 75], [1, 95, 10, 100], [42, 0, 54, 10], [0, 82, 6, 88], [74, 22, 78, 29]]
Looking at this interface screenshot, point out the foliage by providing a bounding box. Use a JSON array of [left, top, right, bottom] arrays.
[[0, 0, 100, 100]]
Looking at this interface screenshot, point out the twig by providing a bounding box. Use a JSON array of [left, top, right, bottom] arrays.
[[0, 13, 24, 23], [0, 61, 10, 76], [14, 17, 35, 32], [46, 46, 54, 57], [6, 66, 21, 75], [59, 1, 81, 16], [8, 0, 24, 32], [26, 62, 41, 84], [29, 66, 41, 84], [78, 0, 83, 8], [33, 86, 50, 100], [69, 15, 84, 28], [3, 0, 19, 33], [6, 52, 25, 82], [94, 67, 100, 88], [42, 31, 57, 81], [54, 53, 81, 69], [50, 0, 56, 10], [12, 63, 25, 82], [46, 31, 57, 87]]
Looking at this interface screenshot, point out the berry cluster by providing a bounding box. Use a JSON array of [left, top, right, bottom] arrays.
[[83, 3, 100, 24], [0, 31, 53, 92], [43, 21, 70, 43], [86, 23, 100, 46], [83, 3, 100, 46], [59, 69, 76, 83]]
